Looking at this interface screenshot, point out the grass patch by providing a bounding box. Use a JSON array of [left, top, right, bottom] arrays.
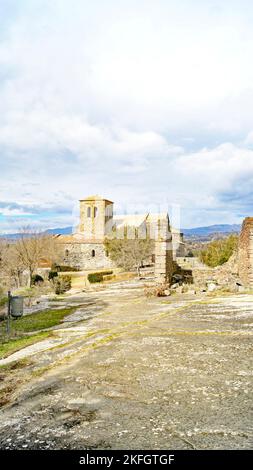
[[5, 306, 76, 334], [0, 331, 53, 359], [239, 289, 253, 295], [0, 306, 76, 359]]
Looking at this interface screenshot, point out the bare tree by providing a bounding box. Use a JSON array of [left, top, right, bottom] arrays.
[[0, 239, 25, 288], [14, 227, 60, 287], [105, 236, 154, 276]]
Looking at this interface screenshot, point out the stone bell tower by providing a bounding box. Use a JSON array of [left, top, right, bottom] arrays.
[[78, 195, 114, 240]]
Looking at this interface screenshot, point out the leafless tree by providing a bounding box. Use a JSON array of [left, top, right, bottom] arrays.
[[14, 227, 61, 287], [105, 235, 154, 276], [0, 239, 25, 288], [0, 227, 61, 288]]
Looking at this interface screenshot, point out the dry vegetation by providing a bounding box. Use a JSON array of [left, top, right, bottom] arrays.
[[196, 234, 238, 267], [105, 236, 154, 276], [0, 227, 63, 305]]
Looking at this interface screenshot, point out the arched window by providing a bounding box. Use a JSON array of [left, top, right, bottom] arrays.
[[94, 206, 98, 218], [65, 249, 69, 257], [91, 249, 95, 257], [87, 207, 91, 217]]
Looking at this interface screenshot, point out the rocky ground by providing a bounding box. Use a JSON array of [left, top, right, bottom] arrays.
[[0, 279, 252, 450]]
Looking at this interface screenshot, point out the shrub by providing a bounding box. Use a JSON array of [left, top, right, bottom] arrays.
[[31, 274, 44, 285], [54, 275, 72, 294], [144, 283, 170, 297], [88, 271, 113, 283], [199, 234, 238, 267], [88, 273, 103, 283], [48, 270, 58, 281], [51, 263, 80, 272]]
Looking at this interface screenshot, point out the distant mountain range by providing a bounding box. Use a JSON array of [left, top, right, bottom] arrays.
[[46, 226, 73, 235], [0, 226, 73, 239], [0, 224, 241, 239], [181, 224, 241, 237], [47, 224, 242, 238]]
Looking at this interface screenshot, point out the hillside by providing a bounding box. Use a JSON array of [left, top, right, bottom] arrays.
[[0, 224, 241, 240]]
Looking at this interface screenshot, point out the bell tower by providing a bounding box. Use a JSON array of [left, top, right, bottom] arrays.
[[78, 195, 114, 240]]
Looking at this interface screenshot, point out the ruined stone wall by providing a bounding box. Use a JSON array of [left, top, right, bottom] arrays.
[[154, 216, 174, 284], [61, 243, 114, 271], [238, 217, 253, 287], [171, 230, 186, 259]]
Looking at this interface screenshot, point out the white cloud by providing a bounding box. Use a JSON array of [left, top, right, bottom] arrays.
[[1, 0, 253, 132], [245, 130, 253, 146], [1, 0, 253, 231], [0, 207, 33, 216]]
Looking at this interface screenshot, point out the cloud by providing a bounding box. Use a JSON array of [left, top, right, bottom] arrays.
[[0, 0, 253, 231], [1, 0, 253, 133], [0, 208, 33, 217]]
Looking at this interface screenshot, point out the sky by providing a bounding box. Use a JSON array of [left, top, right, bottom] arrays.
[[0, 0, 253, 232]]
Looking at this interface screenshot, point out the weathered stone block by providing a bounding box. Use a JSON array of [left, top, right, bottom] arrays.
[[238, 217, 253, 287]]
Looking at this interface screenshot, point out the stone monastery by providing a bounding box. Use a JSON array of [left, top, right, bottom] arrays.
[[55, 195, 185, 280]]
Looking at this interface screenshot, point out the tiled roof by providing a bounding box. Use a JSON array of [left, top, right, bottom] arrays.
[[55, 234, 104, 244], [146, 213, 168, 222], [114, 213, 148, 228]]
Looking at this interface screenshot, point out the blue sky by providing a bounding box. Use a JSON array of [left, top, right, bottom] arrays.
[[0, 0, 253, 232]]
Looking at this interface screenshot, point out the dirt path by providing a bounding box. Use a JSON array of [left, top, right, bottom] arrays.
[[0, 280, 252, 449]]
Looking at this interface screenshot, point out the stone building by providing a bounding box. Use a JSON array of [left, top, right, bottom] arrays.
[[56, 195, 184, 281], [56, 196, 114, 271], [238, 217, 253, 287]]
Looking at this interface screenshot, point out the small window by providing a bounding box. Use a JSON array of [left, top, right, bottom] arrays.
[[94, 206, 98, 218], [87, 207, 91, 217], [91, 249, 95, 257], [65, 249, 69, 257]]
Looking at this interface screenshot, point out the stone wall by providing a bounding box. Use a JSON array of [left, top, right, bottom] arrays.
[[238, 217, 253, 287], [62, 242, 114, 271], [171, 229, 186, 259], [154, 216, 174, 284]]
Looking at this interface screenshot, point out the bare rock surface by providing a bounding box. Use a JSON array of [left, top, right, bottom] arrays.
[[0, 279, 252, 450]]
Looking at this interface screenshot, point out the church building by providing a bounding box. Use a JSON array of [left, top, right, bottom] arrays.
[[55, 195, 185, 272]]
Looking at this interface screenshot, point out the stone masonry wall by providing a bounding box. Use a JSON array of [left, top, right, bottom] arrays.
[[79, 199, 113, 239], [62, 243, 114, 271], [154, 216, 174, 284], [238, 217, 253, 287]]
